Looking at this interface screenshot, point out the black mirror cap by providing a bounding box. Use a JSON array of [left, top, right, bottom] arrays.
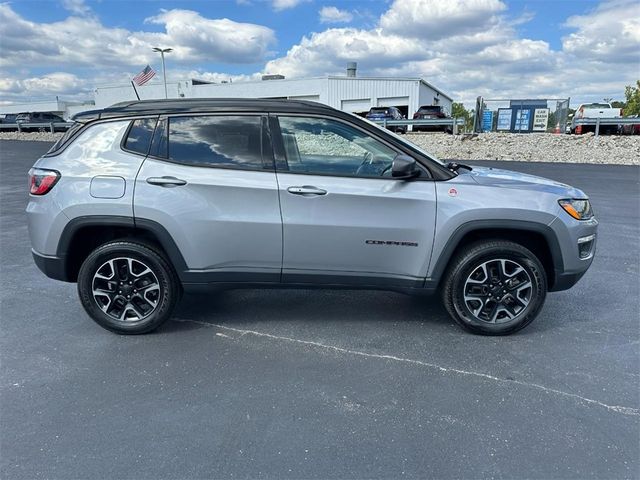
[[392, 154, 419, 179]]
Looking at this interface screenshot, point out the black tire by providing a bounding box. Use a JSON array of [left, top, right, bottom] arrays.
[[441, 240, 547, 335], [77, 241, 180, 334]]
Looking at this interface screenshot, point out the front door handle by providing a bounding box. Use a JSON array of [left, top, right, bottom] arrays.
[[146, 176, 187, 187], [287, 186, 327, 196]]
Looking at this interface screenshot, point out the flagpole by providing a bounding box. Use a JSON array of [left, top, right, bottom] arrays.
[[130, 80, 140, 101]]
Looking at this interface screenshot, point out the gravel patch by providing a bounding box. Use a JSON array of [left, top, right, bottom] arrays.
[[2, 130, 638, 165], [0, 131, 63, 142], [405, 132, 640, 165]]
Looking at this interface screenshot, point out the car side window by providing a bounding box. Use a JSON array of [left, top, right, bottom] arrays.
[[277, 116, 398, 178], [124, 118, 157, 156], [167, 115, 265, 170]]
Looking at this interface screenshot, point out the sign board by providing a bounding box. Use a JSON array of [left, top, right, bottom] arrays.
[[496, 109, 512, 131], [533, 108, 549, 131], [482, 110, 494, 132], [514, 109, 531, 131]]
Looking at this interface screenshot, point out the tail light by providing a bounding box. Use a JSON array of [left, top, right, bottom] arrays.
[[29, 168, 60, 195]]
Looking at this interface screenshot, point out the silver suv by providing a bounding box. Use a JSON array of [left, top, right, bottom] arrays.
[[27, 99, 597, 335]]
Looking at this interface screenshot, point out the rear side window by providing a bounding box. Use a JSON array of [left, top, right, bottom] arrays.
[[123, 118, 157, 155], [167, 116, 264, 170]]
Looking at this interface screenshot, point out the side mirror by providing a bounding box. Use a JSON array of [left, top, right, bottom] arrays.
[[392, 154, 419, 179]]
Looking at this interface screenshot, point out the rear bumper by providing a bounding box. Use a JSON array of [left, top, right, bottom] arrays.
[[32, 249, 70, 282]]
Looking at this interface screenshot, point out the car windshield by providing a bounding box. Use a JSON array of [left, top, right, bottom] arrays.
[[353, 113, 445, 165], [369, 108, 389, 114]]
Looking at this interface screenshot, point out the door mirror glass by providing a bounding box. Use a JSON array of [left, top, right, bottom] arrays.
[[391, 154, 419, 179]]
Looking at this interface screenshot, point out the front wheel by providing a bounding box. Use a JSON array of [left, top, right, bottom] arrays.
[[441, 240, 547, 335], [77, 241, 180, 334]]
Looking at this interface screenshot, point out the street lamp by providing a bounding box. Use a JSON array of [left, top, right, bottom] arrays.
[[152, 47, 173, 99]]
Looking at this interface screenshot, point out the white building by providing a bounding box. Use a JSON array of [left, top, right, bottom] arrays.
[[1, 65, 453, 120], [0, 99, 95, 120], [95, 72, 452, 119]]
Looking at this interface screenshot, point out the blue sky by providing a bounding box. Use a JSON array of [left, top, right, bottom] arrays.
[[1, 0, 638, 105]]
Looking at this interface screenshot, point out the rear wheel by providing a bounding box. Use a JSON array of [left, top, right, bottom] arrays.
[[77, 241, 180, 334], [441, 240, 547, 335]]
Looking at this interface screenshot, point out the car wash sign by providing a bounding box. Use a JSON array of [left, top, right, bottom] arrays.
[[532, 108, 549, 131]]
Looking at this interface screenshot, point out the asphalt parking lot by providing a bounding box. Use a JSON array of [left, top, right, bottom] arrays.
[[1, 140, 639, 479]]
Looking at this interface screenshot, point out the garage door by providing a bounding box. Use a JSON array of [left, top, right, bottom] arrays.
[[341, 98, 371, 112], [377, 96, 409, 107]]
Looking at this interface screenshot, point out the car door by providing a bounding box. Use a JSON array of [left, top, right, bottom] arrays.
[[271, 114, 437, 286], [134, 114, 282, 283]]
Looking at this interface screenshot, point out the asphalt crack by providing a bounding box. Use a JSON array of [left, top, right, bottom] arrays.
[[174, 318, 640, 417]]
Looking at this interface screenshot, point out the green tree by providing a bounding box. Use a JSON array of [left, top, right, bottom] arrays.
[[451, 102, 473, 131], [624, 81, 640, 116]]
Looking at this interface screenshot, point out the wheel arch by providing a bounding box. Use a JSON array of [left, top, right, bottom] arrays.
[[429, 220, 563, 290], [57, 216, 187, 282]]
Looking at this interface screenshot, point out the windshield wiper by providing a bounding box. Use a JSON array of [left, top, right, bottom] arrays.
[[446, 161, 473, 172]]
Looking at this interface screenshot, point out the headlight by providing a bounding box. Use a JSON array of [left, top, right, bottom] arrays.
[[558, 199, 593, 220]]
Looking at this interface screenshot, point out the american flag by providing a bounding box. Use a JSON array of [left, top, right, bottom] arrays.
[[133, 65, 156, 86]]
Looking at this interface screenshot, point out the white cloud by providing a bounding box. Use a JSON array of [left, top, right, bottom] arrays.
[[0, 4, 276, 69], [144, 10, 276, 64], [264, 0, 638, 106], [61, 0, 92, 16], [272, 0, 305, 11], [562, 0, 640, 63], [0, 72, 87, 97], [319, 6, 353, 24], [380, 0, 507, 39]]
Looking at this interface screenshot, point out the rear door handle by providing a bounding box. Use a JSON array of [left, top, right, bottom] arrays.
[[146, 176, 187, 187], [287, 186, 327, 196]]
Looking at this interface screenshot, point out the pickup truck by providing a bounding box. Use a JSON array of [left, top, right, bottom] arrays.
[[571, 103, 621, 135]]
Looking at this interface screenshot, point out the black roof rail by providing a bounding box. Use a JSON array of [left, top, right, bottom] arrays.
[[72, 98, 339, 122]]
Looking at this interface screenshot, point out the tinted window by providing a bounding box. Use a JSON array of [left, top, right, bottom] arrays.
[[278, 116, 398, 178], [124, 118, 157, 155], [168, 116, 263, 169]]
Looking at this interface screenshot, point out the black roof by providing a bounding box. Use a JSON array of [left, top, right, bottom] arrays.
[[73, 98, 339, 122]]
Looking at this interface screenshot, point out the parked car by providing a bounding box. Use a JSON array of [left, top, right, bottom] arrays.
[[365, 106, 407, 134], [27, 99, 597, 336], [16, 112, 65, 123], [570, 103, 621, 135], [1, 113, 20, 124], [620, 115, 640, 135], [412, 105, 451, 132]]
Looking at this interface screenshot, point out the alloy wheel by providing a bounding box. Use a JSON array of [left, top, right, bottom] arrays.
[[91, 257, 160, 322], [463, 258, 533, 324]]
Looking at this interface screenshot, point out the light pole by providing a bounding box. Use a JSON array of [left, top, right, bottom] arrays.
[[152, 47, 173, 99]]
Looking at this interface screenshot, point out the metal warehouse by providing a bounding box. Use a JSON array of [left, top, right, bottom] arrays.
[[94, 67, 452, 119], [0, 65, 453, 120]]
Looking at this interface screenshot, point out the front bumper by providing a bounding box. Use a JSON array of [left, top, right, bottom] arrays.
[[547, 216, 598, 292]]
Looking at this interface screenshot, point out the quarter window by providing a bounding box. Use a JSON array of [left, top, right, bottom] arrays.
[[277, 116, 398, 178], [124, 118, 157, 155], [167, 116, 264, 169]]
